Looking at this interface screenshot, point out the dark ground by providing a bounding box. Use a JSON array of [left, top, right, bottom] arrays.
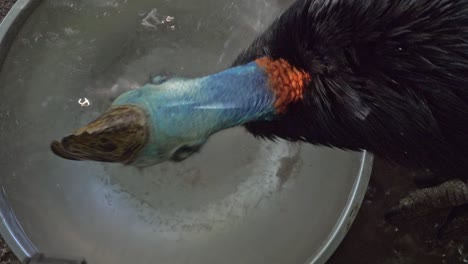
[[329, 158, 467, 264], [0, 1, 466, 263], [0, 0, 14, 20]]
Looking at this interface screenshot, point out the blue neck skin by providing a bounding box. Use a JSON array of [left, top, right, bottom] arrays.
[[111, 62, 277, 166]]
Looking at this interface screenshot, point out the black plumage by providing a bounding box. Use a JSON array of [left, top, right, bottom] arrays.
[[234, 0, 468, 175]]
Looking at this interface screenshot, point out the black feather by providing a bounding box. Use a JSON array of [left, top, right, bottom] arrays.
[[233, 0, 468, 174]]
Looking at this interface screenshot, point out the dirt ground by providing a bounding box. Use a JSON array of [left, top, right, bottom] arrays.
[[0, 0, 14, 20], [0, 237, 19, 264], [0, 1, 466, 263], [329, 158, 468, 264]]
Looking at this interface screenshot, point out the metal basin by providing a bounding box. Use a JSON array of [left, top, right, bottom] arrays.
[[0, 0, 373, 263]]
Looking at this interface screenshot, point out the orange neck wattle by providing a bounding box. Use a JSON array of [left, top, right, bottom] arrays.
[[255, 57, 311, 114]]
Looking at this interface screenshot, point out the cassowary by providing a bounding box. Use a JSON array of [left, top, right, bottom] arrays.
[[51, 0, 468, 238]]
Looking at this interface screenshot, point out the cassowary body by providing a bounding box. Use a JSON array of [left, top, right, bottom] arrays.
[[235, 0, 468, 174], [51, 0, 468, 238]]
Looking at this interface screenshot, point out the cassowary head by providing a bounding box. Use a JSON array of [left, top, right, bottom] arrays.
[[51, 59, 307, 167]]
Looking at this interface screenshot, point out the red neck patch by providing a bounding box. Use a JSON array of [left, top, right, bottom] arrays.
[[255, 57, 311, 114]]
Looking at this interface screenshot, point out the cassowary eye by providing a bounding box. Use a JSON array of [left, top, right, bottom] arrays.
[[171, 145, 200, 162]]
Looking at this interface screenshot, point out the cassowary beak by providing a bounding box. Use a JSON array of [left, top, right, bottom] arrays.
[[50, 105, 149, 165]]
